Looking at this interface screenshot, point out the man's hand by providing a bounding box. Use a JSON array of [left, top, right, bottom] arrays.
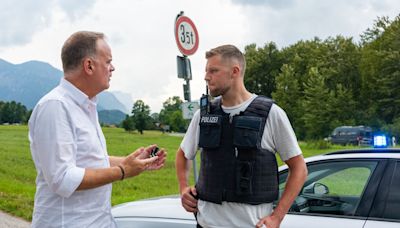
[[120, 145, 166, 178], [180, 186, 198, 213], [256, 212, 283, 228], [142, 145, 167, 170]]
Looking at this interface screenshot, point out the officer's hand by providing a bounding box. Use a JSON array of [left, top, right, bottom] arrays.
[[180, 186, 198, 212], [256, 213, 282, 228]]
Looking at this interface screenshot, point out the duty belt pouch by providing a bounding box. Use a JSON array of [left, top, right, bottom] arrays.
[[199, 114, 222, 148]]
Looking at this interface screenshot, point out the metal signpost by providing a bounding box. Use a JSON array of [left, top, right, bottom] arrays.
[[174, 11, 199, 182]]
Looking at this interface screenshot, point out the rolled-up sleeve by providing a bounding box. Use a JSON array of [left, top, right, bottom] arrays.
[[30, 100, 84, 198], [180, 110, 200, 160]]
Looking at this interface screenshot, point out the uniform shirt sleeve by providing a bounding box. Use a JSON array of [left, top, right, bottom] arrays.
[[29, 100, 85, 198], [180, 109, 201, 160], [261, 104, 302, 162]]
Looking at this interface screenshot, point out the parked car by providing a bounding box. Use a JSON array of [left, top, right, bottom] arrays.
[[112, 148, 400, 228], [112, 196, 196, 228], [330, 125, 373, 146]]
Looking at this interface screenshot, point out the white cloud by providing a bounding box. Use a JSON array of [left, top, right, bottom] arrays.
[[0, 0, 399, 112]]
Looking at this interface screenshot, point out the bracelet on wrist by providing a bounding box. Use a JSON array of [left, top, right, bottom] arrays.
[[118, 165, 125, 180]]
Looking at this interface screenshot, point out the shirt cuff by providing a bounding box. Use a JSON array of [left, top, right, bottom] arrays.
[[56, 166, 85, 198]]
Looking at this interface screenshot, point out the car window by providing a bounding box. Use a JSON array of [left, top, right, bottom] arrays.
[[380, 161, 400, 220], [278, 160, 378, 217]]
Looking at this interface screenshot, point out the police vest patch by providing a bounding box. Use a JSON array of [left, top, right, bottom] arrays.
[[200, 115, 220, 124]]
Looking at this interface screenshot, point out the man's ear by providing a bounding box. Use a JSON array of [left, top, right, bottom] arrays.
[[83, 58, 94, 74], [232, 65, 240, 78]]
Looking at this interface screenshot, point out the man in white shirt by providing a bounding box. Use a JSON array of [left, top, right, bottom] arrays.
[[29, 31, 166, 227], [176, 45, 307, 228]]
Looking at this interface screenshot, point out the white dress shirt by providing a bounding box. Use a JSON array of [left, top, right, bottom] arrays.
[[29, 78, 117, 228]]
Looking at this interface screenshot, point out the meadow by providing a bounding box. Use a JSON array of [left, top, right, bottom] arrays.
[[0, 125, 349, 221]]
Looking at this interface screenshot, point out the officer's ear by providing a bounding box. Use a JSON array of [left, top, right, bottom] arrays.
[[231, 65, 240, 78]]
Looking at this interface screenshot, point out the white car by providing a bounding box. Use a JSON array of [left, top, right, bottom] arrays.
[[112, 148, 400, 227]]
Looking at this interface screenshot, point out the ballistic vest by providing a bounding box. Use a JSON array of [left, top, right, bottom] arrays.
[[196, 96, 278, 205]]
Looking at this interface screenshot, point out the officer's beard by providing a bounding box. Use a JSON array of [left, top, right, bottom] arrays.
[[209, 85, 230, 97]]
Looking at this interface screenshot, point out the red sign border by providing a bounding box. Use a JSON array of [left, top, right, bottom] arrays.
[[175, 16, 199, 56]]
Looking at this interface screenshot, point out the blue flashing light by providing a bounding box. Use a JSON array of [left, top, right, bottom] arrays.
[[373, 135, 388, 148]]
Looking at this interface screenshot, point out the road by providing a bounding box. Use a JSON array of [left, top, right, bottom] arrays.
[[0, 211, 30, 228]]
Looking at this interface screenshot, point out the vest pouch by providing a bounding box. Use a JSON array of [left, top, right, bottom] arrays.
[[236, 160, 254, 195], [199, 114, 222, 148], [233, 116, 262, 149]]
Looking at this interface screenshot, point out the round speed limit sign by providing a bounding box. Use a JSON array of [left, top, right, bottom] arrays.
[[175, 15, 199, 56]]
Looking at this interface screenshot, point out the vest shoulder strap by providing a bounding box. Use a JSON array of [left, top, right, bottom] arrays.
[[210, 97, 222, 114], [245, 95, 274, 118]]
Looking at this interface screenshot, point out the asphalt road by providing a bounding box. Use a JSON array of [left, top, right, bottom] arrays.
[[0, 211, 30, 228]]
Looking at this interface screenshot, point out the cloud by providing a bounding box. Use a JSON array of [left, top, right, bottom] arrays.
[[0, 0, 53, 47], [57, 0, 97, 21], [230, 0, 400, 48], [0, 0, 97, 47], [231, 0, 295, 9], [1, 0, 400, 113]]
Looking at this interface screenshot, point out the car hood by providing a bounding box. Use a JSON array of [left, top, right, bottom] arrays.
[[112, 195, 195, 221]]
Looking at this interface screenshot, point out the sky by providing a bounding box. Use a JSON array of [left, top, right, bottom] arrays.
[[0, 0, 399, 113]]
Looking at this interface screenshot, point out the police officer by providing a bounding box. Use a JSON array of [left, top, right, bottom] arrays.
[[176, 45, 307, 228]]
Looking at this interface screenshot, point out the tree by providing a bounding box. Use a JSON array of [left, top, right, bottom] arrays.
[[159, 96, 188, 132], [131, 100, 151, 134], [360, 15, 400, 125], [0, 101, 28, 124], [329, 84, 356, 129], [121, 115, 135, 132], [244, 42, 283, 97], [272, 64, 304, 137], [301, 67, 332, 139]]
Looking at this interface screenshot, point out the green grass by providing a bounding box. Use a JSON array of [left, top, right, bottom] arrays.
[[0, 125, 190, 221], [0, 125, 365, 221]]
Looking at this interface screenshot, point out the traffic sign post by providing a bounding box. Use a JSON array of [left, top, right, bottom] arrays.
[[175, 11, 200, 182], [182, 102, 200, 119]]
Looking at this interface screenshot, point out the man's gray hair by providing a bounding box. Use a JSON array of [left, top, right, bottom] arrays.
[[61, 31, 105, 72]]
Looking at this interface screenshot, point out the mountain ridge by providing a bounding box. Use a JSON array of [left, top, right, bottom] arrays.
[[0, 58, 128, 124]]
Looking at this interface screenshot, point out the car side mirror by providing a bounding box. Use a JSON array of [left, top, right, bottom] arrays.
[[314, 183, 329, 195], [303, 182, 329, 195]]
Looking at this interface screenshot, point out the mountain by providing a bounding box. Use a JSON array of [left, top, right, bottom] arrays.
[[98, 110, 126, 126], [110, 91, 133, 113], [0, 59, 127, 124], [98, 92, 128, 113], [0, 59, 62, 109]]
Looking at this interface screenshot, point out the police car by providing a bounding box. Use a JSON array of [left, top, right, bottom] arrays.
[[112, 148, 400, 228]]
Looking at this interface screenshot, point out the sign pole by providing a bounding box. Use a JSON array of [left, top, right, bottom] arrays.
[[174, 11, 199, 183]]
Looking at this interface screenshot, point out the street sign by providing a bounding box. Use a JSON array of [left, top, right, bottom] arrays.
[[181, 101, 199, 119], [177, 56, 192, 80], [175, 15, 199, 56]]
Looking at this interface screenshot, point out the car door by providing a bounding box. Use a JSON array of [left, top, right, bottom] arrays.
[[364, 159, 400, 227], [277, 158, 384, 228]]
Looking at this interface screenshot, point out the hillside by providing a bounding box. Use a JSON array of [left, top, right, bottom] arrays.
[[0, 59, 128, 124]]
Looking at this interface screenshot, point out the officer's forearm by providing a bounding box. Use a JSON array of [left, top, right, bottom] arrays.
[[175, 148, 192, 193], [273, 155, 307, 220]]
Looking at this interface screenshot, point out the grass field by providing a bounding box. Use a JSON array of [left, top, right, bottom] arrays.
[[0, 125, 352, 221]]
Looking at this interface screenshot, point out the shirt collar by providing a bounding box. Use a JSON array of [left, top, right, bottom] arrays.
[[60, 78, 98, 108]]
